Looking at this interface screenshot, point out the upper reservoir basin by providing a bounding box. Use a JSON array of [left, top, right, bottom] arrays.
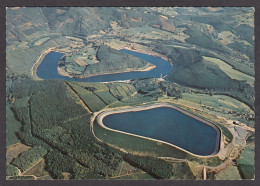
[[36, 49, 173, 82], [100, 105, 220, 156]]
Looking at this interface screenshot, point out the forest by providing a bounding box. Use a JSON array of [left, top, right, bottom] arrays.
[[8, 79, 197, 179]]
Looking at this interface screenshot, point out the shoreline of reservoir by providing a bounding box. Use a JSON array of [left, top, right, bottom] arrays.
[[31, 47, 56, 80], [31, 47, 67, 80], [96, 102, 222, 158], [57, 62, 157, 79], [32, 45, 171, 81]]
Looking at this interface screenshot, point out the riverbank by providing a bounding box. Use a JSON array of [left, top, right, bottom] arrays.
[[95, 102, 222, 158], [31, 47, 56, 79], [120, 46, 171, 63], [31, 47, 66, 80]]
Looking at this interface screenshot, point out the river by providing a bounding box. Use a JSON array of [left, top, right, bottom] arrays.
[[36, 49, 173, 82]]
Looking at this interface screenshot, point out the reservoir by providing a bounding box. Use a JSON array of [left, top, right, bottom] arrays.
[[101, 106, 220, 156], [36, 49, 173, 82]]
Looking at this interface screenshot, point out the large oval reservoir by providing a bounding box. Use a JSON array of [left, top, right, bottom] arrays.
[[36, 49, 172, 82], [99, 104, 220, 156]]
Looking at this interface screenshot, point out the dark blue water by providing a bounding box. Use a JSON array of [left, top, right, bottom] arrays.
[[36, 49, 173, 82], [103, 107, 219, 155]]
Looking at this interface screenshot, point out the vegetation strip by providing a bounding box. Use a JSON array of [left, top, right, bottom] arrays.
[[22, 158, 43, 175], [109, 171, 146, 179], [65, 82, 92, 113]]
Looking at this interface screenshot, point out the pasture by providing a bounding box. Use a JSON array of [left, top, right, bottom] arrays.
[[216, 166, 241, 180], [203, 56, 254, 86]]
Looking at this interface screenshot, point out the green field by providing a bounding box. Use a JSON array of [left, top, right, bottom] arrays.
[[180, 93, 253, 114], [113, 84, 129, 97], [177, 93, 254, 127], [123, 84, 137, 94], [203, 56, 254, 86], [237, 147, 254, 166], [67, 82, 138, 111], [6, 103, 22, 147], [170, 56, 243, 89], [109, 94, 156, 108], [81, 93, 107, 112], [108, 83, 133, 98], [94, 91, 118, 105], [67, 82, 108, 112], [34, 37, 51, 46], [81, 82, 109, 91], [216, 166, 242, 180], [11, 146, 48, 172], [117, 83, 136, 96], [107, 84, 121, 98], [236, 146, 254, 179], [7, 39, 60, 76], [170, 162, 195, 180], [113, 172, 155, 180], [201, 51, 254, 76], [6, 164, 20, 177]]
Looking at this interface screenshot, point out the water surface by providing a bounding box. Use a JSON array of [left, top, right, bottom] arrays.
[[102, 107, 219, 156], [36, 49, 173, 82]]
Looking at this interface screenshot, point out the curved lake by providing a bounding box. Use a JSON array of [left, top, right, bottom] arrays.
[[102, 107, 220, 156], [36, 49, 173, 82]]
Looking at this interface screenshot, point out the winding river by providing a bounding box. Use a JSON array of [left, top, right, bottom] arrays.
[[36, 49, 173, 82]]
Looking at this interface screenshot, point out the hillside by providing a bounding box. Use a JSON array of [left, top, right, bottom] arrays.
[[6, 7, 255, 180]]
